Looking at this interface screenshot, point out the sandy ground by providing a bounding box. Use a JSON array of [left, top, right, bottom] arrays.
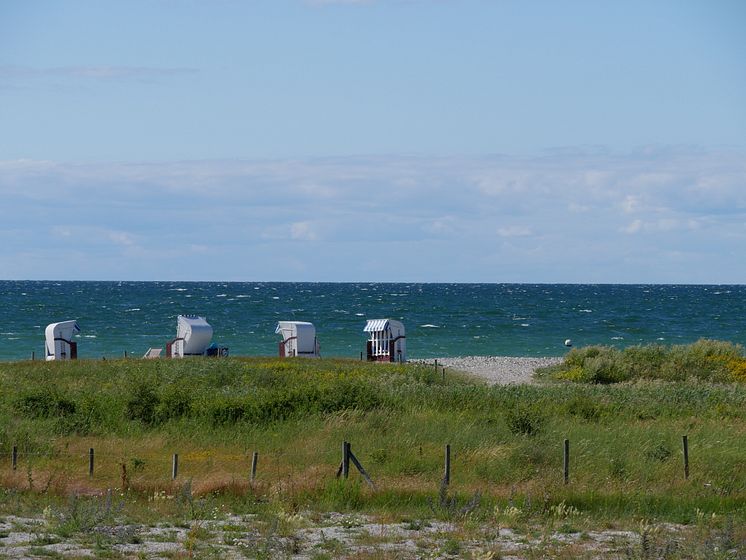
[[419, 356, 563, 385], [0, 511, 651, 559]]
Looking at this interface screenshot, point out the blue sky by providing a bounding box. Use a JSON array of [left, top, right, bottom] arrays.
[[1, 0, 745, 282]]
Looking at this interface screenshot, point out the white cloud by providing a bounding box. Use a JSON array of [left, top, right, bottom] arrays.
[[621, 219, 643, 234], [107, 231, 137, 246], [290, 221, 319, 241], [2, 147, 745, 281], [621, 195, 641, 214], [497, 226, 533, 238]]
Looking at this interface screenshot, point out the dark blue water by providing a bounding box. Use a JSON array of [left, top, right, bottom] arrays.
[[0, 282, 744, 361]]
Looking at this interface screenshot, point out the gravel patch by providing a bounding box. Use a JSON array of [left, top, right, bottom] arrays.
[[0, 512, 682, 559], [422, 356, 563, 385]]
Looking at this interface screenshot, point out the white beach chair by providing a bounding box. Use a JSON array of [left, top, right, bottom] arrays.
[[143, 347, 162, 359]]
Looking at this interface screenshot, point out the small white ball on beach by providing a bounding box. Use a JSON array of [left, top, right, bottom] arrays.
[[564, 339, 573, 347]]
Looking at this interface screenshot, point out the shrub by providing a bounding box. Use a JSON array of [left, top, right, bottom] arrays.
[[564, 346, 606, 368], [505, 404, 545, 436], [16, 390, 76, 418], [157, 385, 193, 422], [556, 340, 745, 384], [564, 396, 603, 422], [125, 382, 160, 425], [727, 358, 746, 382], [583, 354, 630, 384], [645, 442, 672, 463], [210, 399, 246, 426], [619, 345, 668, 379]]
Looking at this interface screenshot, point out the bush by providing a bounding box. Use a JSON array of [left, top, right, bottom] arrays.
[[645, 442, 672, 463], [564, 346, 606, 368], [505, 403, 545, 436], [16, 390, 76, 418], [584, 353, 630, 384], [619, 345, 668, 379], [564, 396, 604, 422], [209, 399, 247, 426], [555, 340, 745, 384], [727, 358, 746, 382], [125, 382, 160, 425], [157, 385, 193, 422]]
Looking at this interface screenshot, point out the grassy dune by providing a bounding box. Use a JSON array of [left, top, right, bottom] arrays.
[[0, 355, 744, 532]]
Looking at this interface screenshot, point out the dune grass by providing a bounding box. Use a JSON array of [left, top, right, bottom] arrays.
[[0, 355, 744, 531], [542, 339, 746, 384]]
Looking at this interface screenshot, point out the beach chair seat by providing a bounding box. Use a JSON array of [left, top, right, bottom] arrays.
[[143, 347, 162, 359]]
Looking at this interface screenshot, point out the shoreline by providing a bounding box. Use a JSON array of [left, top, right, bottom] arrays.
[[421, 355, 563, 385]]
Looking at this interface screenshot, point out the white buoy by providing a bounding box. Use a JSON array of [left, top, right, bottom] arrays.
[[564, 339, 573, 347]]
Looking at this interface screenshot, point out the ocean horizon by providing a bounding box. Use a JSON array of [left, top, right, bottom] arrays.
[[1, 281, 745, 362]]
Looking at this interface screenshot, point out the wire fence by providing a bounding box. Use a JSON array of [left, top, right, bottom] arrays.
[[0, 435, 697, 493]]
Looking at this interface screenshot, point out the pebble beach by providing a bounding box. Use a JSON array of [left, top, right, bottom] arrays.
[[424, 355, 563, 385]]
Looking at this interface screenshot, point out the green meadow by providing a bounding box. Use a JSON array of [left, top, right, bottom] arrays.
[[0, 346, 744, 551]]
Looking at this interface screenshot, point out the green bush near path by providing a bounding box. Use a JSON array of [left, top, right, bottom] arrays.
[[0, 354, 744, 528], [544, 339, 746, 384]]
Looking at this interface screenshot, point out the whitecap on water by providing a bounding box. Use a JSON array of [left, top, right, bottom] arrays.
[[578, 309, 593, 313], [355, 313, 365, 316], [611, 336, 624, 340], [216, 294, 227, 298], [236, 295, 250, 298], [272, 296, 280, 300], [124, 308, 141, 312], [83, 335, 97, 338], [170, 288, 188, 292], [520, 323, 530, 327], [420, 324, 439, 328]]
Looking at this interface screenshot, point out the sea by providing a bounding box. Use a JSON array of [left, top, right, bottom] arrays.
[[0, 281, 744, 362]]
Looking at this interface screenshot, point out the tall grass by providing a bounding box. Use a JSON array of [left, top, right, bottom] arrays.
[[546, 339, 746, 384], [0, 356, 744, 524]]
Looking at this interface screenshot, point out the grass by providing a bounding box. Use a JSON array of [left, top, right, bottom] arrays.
[[541, 338, 746, 384], [0, 354, 744, 535]]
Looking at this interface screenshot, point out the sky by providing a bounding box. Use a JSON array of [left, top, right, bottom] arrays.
[[1, 0, 745, 283]]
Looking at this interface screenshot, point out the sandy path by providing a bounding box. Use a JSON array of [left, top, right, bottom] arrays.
[[420, 355, 563, 385]]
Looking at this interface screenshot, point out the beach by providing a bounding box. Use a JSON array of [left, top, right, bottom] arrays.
[[423, 355, 563, 385]]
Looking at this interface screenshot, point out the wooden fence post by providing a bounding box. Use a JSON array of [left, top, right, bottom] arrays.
[[443, 444, 451, 485], [12, 446, 17, 470], [343, 441, 350, 479], [563, 439, 570, 484], [172, 453, 179, 480], [347, 444, 375, 489], [682, 435, 689, 480], [88, 448, 94, 478], [31, 351, 35, 361], [250, 451, 258, 482]]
